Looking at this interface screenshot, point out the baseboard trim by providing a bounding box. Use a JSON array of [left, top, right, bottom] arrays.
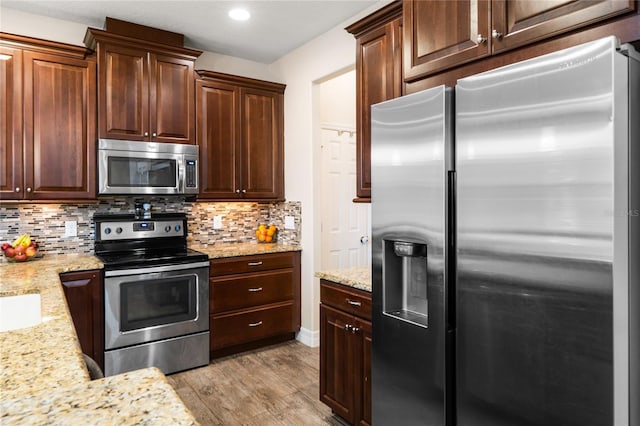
[[296, 327, 319, 347]]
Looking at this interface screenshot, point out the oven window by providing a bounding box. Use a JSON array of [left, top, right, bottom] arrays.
[[108, 156, 177, 187], [120, 275, 197, 331]]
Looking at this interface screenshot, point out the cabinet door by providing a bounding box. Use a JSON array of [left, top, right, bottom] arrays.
[[60, 270, 104, 371], [320, 304, 358, 424], [150, 53, 194, 144], [23, 51, 96, 200], [491, 0, 636, 54], [196, 79, 242, 199], [403, 0, 490, 81], [355, 17, 402, 201], [359, 322, 373, 426], [99, 43, 148, 140], [0, 45, 22, 200], [240, 87, 284, 200]]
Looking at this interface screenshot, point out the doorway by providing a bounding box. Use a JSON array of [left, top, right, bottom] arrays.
[[317, 70, 370, 270]]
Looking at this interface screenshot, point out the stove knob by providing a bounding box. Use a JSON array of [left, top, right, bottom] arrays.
[[175, 224, 181, 232], [104, 227, 111, 235], [116, 227, 123, 234], [165, 225, 172, 233]]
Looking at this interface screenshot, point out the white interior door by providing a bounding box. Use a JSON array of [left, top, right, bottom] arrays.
[[320, 127, 370, 270]]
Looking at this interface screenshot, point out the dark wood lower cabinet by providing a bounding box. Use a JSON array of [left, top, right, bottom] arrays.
[[59, 269, 104, 371], [209, 251, 301, 358], [320, 279, 372, 426]]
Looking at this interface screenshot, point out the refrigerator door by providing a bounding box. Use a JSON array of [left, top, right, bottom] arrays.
[[371, 85, 453, 425], [455, 37, 623, 426]]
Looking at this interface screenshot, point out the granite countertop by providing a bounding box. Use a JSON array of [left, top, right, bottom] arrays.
[[191, 241, 302, 259], [315, 266, 372, 292], [0, 254, 198, 425]]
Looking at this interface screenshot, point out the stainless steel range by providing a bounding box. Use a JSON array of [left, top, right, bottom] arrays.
[[94, 213, 209, 376]]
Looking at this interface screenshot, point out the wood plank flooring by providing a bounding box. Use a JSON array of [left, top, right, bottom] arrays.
[[167, 341, 344, 426]]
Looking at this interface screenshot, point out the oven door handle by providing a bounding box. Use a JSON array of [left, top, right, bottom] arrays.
[[104, 261, 211, 277]]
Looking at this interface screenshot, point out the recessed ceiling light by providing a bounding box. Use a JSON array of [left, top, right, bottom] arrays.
[[229, 8, 250, 21]]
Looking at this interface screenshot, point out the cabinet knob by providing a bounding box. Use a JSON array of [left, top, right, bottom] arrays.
[[242, 189, 247, 194], [152, 132, 157, 137], [26, 187, 32, 193], [15, 187, 20, 192], [248, 321, 263, 327], [351, 327, 360, 334], [492, 29, 503, 40], [346, 298, 362, 307], [476, 34, 487, 44], [144, 132, 149, 137], [345, 324, 352, 332], [236, 189, 241, 194]]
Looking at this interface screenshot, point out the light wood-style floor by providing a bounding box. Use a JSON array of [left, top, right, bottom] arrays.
[[167, 341, 344, 426]]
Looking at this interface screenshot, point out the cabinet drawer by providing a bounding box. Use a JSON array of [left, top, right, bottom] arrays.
[[320, 279, 371, 320], [210, 303, 294, 350], [211, 252, 294, 276], [211, 270, 293, 313]]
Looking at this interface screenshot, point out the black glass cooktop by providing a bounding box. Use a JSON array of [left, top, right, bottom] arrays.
[[96, 248, 209, 270]]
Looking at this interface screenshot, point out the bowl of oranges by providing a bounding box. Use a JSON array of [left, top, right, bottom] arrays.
[[256, 224, 277, 243]]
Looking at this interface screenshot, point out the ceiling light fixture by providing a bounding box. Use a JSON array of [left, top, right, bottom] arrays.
[[229, 8, 250, 21]]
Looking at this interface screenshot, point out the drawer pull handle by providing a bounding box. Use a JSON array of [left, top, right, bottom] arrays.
[[248, 287, 263, 292], [346, 298, 362, 307], [248, 261, 263, 266], [249, 321, 263, 327]]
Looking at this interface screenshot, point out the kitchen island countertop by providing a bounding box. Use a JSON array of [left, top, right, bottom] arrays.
[[315, 265, 371, 292], [0, 254, 198, 425]]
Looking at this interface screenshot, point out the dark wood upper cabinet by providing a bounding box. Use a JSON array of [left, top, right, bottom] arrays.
[[0, 33, 96, 201], [492, 0, 636, 54], [346, 0, 403, 202], [85, 25, 201, 144], [196, 71, 285, 201], [403, 0, 490, 81], [403, 0, 636, 81], [0, 45, 23, 199]]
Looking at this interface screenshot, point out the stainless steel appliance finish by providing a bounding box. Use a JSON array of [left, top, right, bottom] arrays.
[[371, 86, 454, 425], [98, 139, 199, 195], [95, 213, 210, 377], [103, 261, 209, 350], [370, 36, 638, 426]]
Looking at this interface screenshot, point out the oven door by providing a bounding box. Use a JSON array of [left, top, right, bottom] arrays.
[[104, 261, 209, 350]]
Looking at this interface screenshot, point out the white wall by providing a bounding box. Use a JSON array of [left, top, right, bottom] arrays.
[[268, 0, 391, 346], [319, 69, 356, 128]]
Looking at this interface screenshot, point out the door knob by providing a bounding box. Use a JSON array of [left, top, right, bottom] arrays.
[[360, 236, 369, 244]]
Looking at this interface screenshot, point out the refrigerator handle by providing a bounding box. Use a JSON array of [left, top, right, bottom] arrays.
[[446, 169, 457, 330], [445, 169, 457, 426]]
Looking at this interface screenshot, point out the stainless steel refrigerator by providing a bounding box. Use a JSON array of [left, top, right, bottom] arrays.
[[370, 36, 638, 426]]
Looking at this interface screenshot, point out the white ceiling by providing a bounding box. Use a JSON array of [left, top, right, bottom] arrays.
[[1, 0, 378, 63]]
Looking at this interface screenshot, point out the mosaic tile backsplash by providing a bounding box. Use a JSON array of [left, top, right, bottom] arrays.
[[0, 198, 301, 257]]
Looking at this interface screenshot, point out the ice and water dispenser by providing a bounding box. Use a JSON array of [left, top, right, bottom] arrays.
[[383, 240, 429, 328]]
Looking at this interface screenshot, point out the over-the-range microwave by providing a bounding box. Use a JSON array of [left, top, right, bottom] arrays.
[[98, 139, 199, 196]]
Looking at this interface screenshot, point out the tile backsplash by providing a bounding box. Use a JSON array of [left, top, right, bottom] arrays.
[[0, 198, 301, 256]]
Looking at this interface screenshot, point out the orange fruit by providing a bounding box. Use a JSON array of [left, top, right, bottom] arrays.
[[265, 236, 272, 243], [258, 233, 266, 242], [268, 225, 276, 232], [267, 229, 275, 236]]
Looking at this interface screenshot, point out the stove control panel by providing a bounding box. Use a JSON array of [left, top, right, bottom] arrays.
[[99, 220, 185, 241]]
